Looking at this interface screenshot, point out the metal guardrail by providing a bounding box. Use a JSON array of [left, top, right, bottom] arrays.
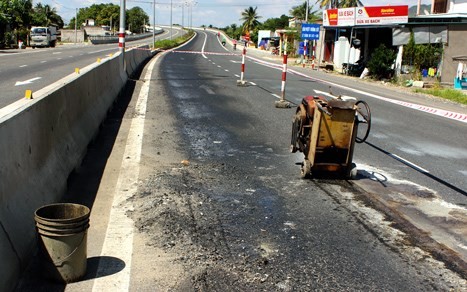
[[88, 30, 164, 44]]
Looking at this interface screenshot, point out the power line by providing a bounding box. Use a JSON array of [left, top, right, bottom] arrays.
[[126, 0, 303, 7]]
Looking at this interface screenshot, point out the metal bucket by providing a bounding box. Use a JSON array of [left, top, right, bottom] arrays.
[[35, 203, 90, 283]]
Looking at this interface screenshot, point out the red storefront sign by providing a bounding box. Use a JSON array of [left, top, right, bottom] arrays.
[[323, 5, 408, 27], [323, 8, 355, 26], [355, 6, 408, 25], [323, 9, 338, 26]]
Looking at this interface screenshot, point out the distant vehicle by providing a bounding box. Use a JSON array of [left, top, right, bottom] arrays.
[[30, 26, 57, 48]]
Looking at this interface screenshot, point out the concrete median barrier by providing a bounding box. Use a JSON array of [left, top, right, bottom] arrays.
[[0, 45, 154, 291]]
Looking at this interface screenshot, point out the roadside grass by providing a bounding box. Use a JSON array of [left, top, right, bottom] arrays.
[[413, 88, 467, 105], [154, 29, 194, 50]]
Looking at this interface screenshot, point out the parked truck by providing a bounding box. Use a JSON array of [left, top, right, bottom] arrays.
[[30, 26, 57, 48]]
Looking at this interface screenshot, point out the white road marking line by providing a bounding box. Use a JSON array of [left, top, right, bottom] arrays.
[[245, 54, 466, 123], [201, 31, 208, 59], [19, 65, 27, 68], [200, 84, 215, 95], [249, 82, 257, 86], [52, 52, 62, 55], [15, 77, 41, 86], [225, 69, 229, 72], [88, 48, 117, 54], [234, 74, 240, 77], [389, 153, 430, 173], [92, 54, 157, 292], [41, 61, 47, 63], [272, 94, 281, 99], [217, 65, 221, 68], [313, 89, 337, 99]]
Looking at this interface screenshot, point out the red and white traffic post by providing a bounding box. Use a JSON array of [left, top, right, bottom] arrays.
[[119, 0, 126, 71], [281, 53, 287, 99], [237, 47, 248, 86], [275, 37, 291, 108], [303, 41, 307, 68]]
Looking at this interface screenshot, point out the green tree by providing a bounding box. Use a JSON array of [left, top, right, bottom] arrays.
[[367, 43, 397, 79], [402, 31, 416, 66], [127, 6, 148, 33], [31, 3, 63, 27], [68, 4, 148, 33], [260, 15, 290, 31], [223, 23, 242, 40], [290, 2, 320, 22], [0, 0, 33, 47], [315, 0, 363, 8], [315, 0, 337, 8], [71, 4, 117, 29], [94, 4, 120, 32], [240, 6, 261, 35], [402, 31, 443, 78], [339, 0, 363, 7]]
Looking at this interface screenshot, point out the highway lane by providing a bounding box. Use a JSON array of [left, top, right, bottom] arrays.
[[175, 30, 467, 206], [190, 29, 467, 260], [0, 27, 185, 109], [14, 30, 466, 290], [225, 38, 467, 206], [208, 37, 467, 262], [128, 30, 465, 289]]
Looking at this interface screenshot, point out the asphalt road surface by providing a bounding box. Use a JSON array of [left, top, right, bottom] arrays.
[[15, 29, 466, 291], [0, 27, 185, 108]]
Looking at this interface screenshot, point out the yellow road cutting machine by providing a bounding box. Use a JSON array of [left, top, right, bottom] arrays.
[[290, 94, 371, 179]]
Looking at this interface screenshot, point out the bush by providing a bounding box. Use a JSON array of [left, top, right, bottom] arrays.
[[367, 44, 397, 80], [402, 30, 443, 70], [154, 30, 194, 50]]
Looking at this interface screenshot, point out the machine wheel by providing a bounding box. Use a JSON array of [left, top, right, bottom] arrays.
[[290, 106, 306, 153], [355, 100, 371, 143], [300, 160, 312, 179], [290, 114, 301, 153]]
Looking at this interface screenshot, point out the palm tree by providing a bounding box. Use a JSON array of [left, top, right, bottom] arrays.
[[315, 0, 337, 8], [32, 3, 63, 27], [315, 0, 363, 8], [290, 2, 320, 22], [339, 0, 363, 8], [240, 6, 261, 35]]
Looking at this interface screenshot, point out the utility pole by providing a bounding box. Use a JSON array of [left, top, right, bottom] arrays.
[[119, 0, 126, 69], [153, 0, 156, 48], [75, 8, 77, 44], [189, 3, 192, 29], [304, 0, 309, 62], [170, 0, 173, 40]]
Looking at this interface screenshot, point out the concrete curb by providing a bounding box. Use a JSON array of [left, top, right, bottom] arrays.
[[0, 45, 154, 292]]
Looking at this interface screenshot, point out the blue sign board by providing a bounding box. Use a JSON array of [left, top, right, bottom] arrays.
[[298, 42, 309, 55], [301, 24, 320, 40]]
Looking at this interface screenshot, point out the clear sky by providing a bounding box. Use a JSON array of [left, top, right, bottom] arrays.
[[36, 0, 433, 28]]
